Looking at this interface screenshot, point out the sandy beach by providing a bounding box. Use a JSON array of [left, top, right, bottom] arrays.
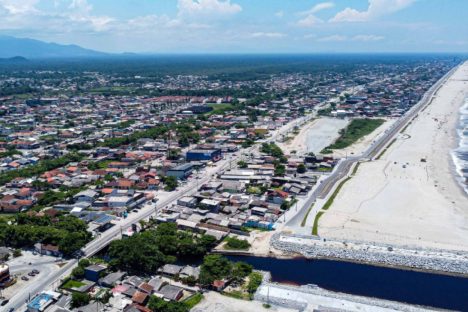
[[318, 62, 468, 251], [278, 117, 348, 155]]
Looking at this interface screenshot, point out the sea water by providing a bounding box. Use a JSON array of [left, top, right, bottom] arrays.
[[452, 97, 468, 194]]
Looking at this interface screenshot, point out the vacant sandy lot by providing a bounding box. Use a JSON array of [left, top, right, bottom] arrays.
[[319, 62, 468, 251], [192, 291, 295, 312], [278, 117, 348, 155]]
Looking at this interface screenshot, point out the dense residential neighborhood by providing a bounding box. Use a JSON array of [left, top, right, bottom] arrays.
[[0, 55, 462, 312]]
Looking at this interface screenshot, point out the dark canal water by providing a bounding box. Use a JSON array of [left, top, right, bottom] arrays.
[[226, 255, 468, 311]]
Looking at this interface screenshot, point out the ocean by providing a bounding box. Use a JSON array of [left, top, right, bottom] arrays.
[[452, 97, 468, 194]]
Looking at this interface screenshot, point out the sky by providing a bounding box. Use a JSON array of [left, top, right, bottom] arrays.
[[0, 0, 467, 53]]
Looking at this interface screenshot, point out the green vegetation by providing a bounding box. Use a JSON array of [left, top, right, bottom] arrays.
[[160, 175, 179, 191], [183, 293, 204, 309], [100, 124, 168, 148], [108, 223, 216, 275], [199, 254, 252, 286], [224, 236, 251, 250], [376, 138, 397, 160], [323, 177, 352, 211], [297, 163, 306, 173], [206, 103, 234, 115], [148, 296, 189, 312], [312, 176, 353, 235], [0, 153, 83, 186], [312, 211, 325, 235], [0, 213, 91, 256], [261, 142, 285, 160], [62, 279, 86, 289], [301, 203, 314, 227], [237, 160, 247, 168], [322, 118, 385, 152], [247, 272, 263, 295], [0, 149, 21, 158], [351, 162, 361, 175], [71, 292, 90, 308]]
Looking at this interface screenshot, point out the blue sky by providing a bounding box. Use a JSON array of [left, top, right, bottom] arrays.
[[0, 0, 467, 53]]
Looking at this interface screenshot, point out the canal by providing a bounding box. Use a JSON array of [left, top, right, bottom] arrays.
[[226, 255, 468, 311]]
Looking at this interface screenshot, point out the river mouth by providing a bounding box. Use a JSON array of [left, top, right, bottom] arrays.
[[226, 255, 468, 311]]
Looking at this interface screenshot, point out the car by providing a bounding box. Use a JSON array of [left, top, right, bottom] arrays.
[[28, 272, 35, 277], [21, 276, 29, 281], [0, 299, 9, 306], [8, 308, 14, 312], [32, 269, 40, 274]]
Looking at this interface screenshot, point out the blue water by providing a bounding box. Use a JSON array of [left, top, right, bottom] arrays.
[[226, 255, 468, 311]]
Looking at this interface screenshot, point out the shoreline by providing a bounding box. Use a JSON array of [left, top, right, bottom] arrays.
[[451, 97, 468, 195], [317, 62, 468, 251]]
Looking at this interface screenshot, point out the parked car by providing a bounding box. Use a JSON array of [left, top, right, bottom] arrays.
[[32, 269, 40, 274], [21, 276, 29, 281]]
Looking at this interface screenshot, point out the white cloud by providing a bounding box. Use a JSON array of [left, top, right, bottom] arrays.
[[297, 2, 334, 27], [177, 0, 241, 17], [250, 32, 286, 39], [316, 34, 385, 42], [0, 0, 39, 14], [352, 34, 385, 41], [275, 10, 284, 18], [330, 0, 415, 22], [317, 35, 347, 42]]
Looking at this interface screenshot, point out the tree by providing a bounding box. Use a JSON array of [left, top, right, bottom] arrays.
[[297, 164, 306, 174], [237, 160, 247, 168], [72, 266, 85, 279], [148, 296, 188, 312], [274, 164, 285, 176], [71, 292, 90, 308], [13, 249, 22, 258], [162, 176, 178, 191], [199, 255, 232, 286], [247, 272, 263, 294]]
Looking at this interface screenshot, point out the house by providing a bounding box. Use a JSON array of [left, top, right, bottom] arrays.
[[137, 282, 154, 295], [199, 199, 220, 212], [132, 291, 149, 306], [211, 280, 226, 291], [157, 284, 183, 301], [34, 243, 63, 257], [180, 266, 200, 280], [99, 271, 127, 288], [73, 190, 98, 203], [84, 264, 107, 282], [148, 277, 167, 292], [186, 149, 222, 162], [166, 163, 193, 180], [158, 264, 183, 277], [177, 196, 197, 208]]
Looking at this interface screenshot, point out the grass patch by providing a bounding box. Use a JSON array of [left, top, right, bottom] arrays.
[[351, 162, 361, 176], [62, 279, 86, 289], [312, 211, 325, 235], [322, 118, 385, 152], [375, 138, 397, 160], [323, 177, 352, 211], [183, 293, 204, 309], [301, 203, 314, 227], [206, 103, 234, 115], [224, 236, 251, 250], [222, 290, 251, 300]]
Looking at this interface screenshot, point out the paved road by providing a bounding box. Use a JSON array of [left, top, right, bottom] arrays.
[[4, 106, 306, 312], [285, 64, 460, 229]]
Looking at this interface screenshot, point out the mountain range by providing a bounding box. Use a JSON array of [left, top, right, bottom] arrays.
[[0, 35, 108, 59]]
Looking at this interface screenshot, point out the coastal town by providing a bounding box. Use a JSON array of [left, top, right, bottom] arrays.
[[0, 54, 467, 312]]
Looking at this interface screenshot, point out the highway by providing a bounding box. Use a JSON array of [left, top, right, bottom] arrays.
[[286, 64, 460, 229]]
